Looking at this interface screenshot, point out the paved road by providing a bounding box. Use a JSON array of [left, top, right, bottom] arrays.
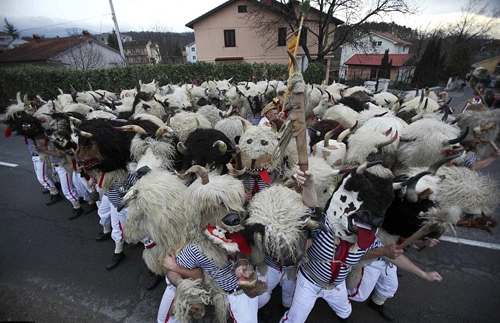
[[0, 86, 499, 323]]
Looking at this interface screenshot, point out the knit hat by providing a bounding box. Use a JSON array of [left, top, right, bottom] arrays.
[[261, 98, 280, 117]]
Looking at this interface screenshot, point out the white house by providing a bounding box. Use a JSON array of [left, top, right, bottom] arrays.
[[185, 41, 197, 63], [0, 32, 29, 53], [339, 31, 412, 79]]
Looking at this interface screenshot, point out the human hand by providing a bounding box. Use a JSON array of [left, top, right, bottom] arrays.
[[423, 238, 440, 248], [162, 253, 178, 271], [424, 271, 442, 282]]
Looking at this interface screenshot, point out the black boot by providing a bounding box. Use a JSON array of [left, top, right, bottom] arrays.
[[46, 193, 63, 206], [68, 207, 84, 220], [95, 231, 112, 242], [368, 299, 395, 321], [257, 302, 273, 323], [84, 203, 98, 214], [336, 314, 352, 323], [147, 274, 163, 291], [105, 252, 125, 271]]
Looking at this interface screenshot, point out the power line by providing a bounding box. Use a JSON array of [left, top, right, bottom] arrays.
[[18, 13, 112, 32]]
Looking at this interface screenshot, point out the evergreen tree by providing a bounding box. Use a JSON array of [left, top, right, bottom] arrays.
[[2, 18, 20, 38], [413, 36, 443, 86], [445, 43, 472, 78], [107, 30, 119, 51], [379, 49, 392, 79]]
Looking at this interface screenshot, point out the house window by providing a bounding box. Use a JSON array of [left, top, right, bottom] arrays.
[[300, 26, 308, 46], [372, 41, 382, 47], [278, 27, 287, 47], [224, 29, 236, 47], [192, 56, 196, 60], [238, 5, 247, 13], [191, 47, 195, 51], [370, 68, 378, 80]]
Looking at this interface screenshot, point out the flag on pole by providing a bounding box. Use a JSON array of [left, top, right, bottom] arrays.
[[287, 35, 298, 69]]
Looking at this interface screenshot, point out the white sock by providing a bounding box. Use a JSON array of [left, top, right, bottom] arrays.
[[371, 291, 387, 306], [114, 241, 124, 254]]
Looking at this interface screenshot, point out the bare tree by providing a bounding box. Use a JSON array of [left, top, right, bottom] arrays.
[[142, 24, 193, 64], [64, 41, 105, 70], [244, 0, 419, 62], [444, 0, 500, 44]]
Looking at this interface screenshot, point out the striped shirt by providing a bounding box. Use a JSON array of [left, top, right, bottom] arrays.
[[463, 152, 477, 168], [301, 217, 382, 287], [107, 173, 138, 207], [176, 242, 239, 292], [265, 256, 295, 272]]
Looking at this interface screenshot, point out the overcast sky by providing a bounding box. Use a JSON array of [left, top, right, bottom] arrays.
[[0, 0, 498, 37]]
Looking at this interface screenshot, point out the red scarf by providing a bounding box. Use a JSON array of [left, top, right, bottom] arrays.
[[329, 239, 353, 284]]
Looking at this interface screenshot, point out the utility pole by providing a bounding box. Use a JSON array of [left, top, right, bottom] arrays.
[[109, 0, 127, 66]]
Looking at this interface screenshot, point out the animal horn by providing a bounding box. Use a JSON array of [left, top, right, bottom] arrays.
[[253, 232, 264, 251], [176, 165, 209, 184], [226, 163, 246, 177], [355, 160, 383, 174], [323, 124, 342, 146], [177, 142, 188, 155], [427, 154, 461, 175], [443, 127, 469, 145], [410, 98, 428, 123], [325, 90, 333, 101], [213, 140, 227, 156], [337, 120, 358, 143], [155, 126, 174, 138], [113, 124, 147, 135], [117, 189, 138, 212], [225, 105, 233, 118], [377, 130, 398, 149], [240, 119, 248, 133], [75, 128, 94, 139], [403, 171, 432, 203], [68, 116, 82, 126], [374, 111, 388, 118]]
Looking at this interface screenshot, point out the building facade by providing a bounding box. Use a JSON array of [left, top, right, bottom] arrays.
[[123, 40, 161, 66], [185, 0, 342, 65]]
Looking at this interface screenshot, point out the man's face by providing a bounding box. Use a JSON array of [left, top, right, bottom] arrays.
[[266, 109, 278, 121]]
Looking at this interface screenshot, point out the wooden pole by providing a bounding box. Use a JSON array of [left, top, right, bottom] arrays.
[[280, 14, 306, 115]]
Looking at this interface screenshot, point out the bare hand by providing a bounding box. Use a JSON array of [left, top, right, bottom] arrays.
[[424, 271, 442, 282], [234, 265, 247, 278], [423, 238, 440, 248], [162, 253, 177, 271]]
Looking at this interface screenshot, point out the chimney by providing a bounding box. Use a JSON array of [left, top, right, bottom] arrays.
[[82, 30, 90, 39]]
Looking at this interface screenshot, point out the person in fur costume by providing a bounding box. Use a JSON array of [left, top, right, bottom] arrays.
[[163, 165, 267, 323], [4, 95, 63, 205], [120, 169, 205, 323], [280, 162, 395, 323], [244, 183, 327, 320], [75, 117, 160, 270]]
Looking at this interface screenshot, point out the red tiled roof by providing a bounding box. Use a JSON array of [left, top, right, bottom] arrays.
[[371, 31, 413, 46], [345, 54, 414, 67], [0, 37, 88, 64]]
